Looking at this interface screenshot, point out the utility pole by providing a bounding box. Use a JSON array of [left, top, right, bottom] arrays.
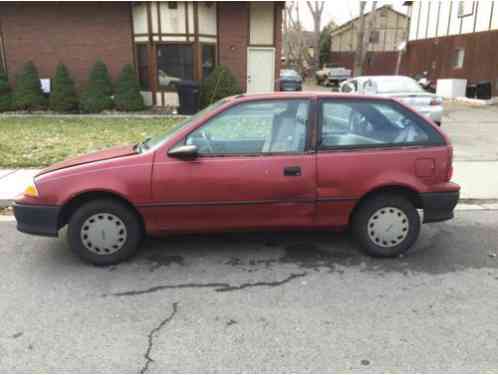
[[353, 1, 367, 76]]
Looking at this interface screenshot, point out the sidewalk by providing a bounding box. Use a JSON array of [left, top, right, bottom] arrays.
[[1, 162, 498, 208]]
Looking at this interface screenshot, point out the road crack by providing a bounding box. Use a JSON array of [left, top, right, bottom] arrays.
[[140, 302, 178, 374], [215, 273, 306, 292], [109, 273, 307, 297]]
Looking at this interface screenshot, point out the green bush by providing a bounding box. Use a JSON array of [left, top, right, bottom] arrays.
[[200, 65, 242, 109], [114, 64, 145, 111], [79, 60, 114, 113], [0, 70, 12, 112], [13, 61, 47, 110], [49, 63, 78, 113]]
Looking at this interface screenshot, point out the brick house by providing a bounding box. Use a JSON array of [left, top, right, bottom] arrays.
[[0, 1, 284, 106]]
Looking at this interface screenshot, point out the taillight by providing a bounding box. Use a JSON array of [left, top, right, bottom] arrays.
[[430, 97, 443, 106], [446, 146, 453, 181]]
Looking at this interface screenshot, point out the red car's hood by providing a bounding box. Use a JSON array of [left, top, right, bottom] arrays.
[[37, 145, 137, 176]]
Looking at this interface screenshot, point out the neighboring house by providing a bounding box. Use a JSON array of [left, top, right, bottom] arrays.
[[402, 1, 498, 96], [329, 5, 409, 75], [0, 1, 284, 106]]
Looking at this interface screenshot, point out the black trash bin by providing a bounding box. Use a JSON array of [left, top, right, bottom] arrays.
[[177, 80, 201, 115], [466, 83, 477, 98], [476, 81, 492, 100]]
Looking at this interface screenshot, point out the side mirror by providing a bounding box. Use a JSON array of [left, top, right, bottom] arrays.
[[342, 83, 355, 93], [168, 144, 198, 159]]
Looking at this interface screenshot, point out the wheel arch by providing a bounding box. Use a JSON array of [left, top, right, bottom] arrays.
[[58, 190, 145, 232], [350, 184, 422, 224]]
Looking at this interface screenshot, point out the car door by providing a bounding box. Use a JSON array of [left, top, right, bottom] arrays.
[[149, 98, 317, 233]]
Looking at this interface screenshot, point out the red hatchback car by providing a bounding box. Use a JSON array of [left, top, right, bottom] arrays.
[[14, 92, 459, 265]]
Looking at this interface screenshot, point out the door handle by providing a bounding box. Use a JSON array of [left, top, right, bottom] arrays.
[[284, 166, 301, 177]]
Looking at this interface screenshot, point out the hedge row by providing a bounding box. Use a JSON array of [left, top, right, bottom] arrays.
[[0, 60, 144, 113]]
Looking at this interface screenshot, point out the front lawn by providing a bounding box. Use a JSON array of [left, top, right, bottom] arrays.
[[0, 116, 181, 168]]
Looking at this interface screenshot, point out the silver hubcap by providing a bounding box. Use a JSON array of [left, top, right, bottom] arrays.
[[367, 207, 409, 248], [80, 213, 127, 255]]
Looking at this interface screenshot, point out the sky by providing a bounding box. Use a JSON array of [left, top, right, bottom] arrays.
[[299, 1, 408, 30]]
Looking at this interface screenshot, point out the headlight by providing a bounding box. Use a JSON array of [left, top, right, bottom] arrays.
[[23, 182, 39, 198]]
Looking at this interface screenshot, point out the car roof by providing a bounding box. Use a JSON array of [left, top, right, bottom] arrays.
[[354, 75, 414, 81], [228, 91, 393, 102]]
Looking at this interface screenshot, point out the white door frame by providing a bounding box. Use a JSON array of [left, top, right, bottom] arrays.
[[247, 47, 276, 93]]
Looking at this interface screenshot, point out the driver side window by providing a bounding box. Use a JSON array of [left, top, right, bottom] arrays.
[[185, 100, 310, 155]]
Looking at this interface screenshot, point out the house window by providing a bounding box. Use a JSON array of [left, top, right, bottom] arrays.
[[157, 44, 194, 89], [457, 1, 474, 17], [136, 45, 149, 90], [452, 48, 465, 69], [168, 2, 178, 10], [202, 44, 216, 79], [369, 30, 380, 44]]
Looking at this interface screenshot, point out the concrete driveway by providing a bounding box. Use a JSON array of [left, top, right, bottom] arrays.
[[1, 209, 497, 372]]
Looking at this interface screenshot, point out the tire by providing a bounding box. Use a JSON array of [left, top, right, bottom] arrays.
[[67, 199, 143, 266], [352, 194, 420, 257]]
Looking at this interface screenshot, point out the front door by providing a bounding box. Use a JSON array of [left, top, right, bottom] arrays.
[[247, 47, 275, 93], [150, 98, 316, 232]]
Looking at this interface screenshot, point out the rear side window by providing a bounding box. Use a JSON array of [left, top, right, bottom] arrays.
[[319, 100, 445, 149]]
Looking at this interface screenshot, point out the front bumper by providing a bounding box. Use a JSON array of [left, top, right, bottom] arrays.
[[421, 191, 459, 223], [13, 203, 61, 237]]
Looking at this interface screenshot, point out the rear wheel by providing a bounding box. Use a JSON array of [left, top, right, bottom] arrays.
[[352, 194, 420, 257], [67, 199, 143, 265]]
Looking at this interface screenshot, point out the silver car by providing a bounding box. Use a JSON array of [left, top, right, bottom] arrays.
[[339, 75, 443, 126]]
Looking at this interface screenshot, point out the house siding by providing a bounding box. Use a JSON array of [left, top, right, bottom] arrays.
[[402, 29, 498, 96], [0, 2, 133, 88], [404, 1, 498, 96]]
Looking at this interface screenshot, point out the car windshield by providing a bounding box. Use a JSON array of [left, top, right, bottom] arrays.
[[373, 77, 424, 94], [137, 99, 228, 152]]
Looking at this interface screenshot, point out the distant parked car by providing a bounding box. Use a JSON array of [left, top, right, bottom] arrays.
[[277, 69, 302, 91], [315, 64, 352, 86], [14, 92, 459, 265], [315, 64, 337, 85], [327, 67, 352, 86], [340, 75, 443, 126]]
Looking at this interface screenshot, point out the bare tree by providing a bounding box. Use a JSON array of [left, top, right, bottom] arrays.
[[306, 1, 325, 73], [353, 1, 378, 76], [284, 2, 308, 76]]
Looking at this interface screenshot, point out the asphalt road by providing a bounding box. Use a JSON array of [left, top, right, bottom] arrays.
[[0, 210, 497, 372]]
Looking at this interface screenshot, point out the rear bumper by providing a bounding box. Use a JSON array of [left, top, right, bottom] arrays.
[[13, 203, 60, 237], [418, 105, 443, 124], [421, 191, 459, 223]]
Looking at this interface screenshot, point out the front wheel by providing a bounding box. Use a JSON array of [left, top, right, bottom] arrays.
[[352, 194, 420, 257], [67, 199, 143, 265]]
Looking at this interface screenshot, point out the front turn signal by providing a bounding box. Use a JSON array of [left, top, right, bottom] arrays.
[[23, 184, 39, 198]]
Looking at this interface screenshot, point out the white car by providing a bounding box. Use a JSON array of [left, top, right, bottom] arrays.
[[340, 75, 443, 126]]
